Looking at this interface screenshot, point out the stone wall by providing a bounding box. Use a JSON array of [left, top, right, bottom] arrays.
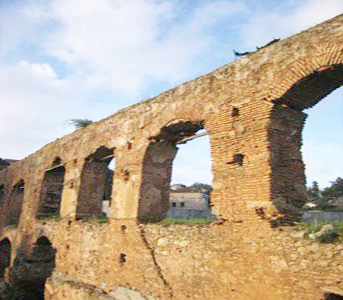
[[0, 14, 342, 299], [2, 220, 342, 299]]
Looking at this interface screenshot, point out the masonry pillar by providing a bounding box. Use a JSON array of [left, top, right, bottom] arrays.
[[137, 141, 178, 223], [269, 104, 308, 220], [208, 100, 276, 223], [110, 154, 142, 221], [209, 99, 308, 223], [59, 161, 82, 219], [110, 141, 179, 223]]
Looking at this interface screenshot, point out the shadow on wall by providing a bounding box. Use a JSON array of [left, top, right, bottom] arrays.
[[6, 180, 25, 226], [0, 238, 11, 279], [324, 293, 343, 300], [37, 157, 66, 220], [268, 64, 343, 225], [3, 235, 56, 300], [76, 146, 115, 220]]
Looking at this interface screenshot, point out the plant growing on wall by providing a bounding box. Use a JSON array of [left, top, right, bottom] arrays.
[[70, 119, 93, 129]]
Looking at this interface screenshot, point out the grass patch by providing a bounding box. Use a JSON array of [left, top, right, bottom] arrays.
[[78, 216, 109, 224], [295, 221, 343, 239], [38, 215, 61, 223], [157, 218, 213, 226], [302, 208, 343, 212], [322, 208, 343, 212], [97, 217, 109, 224]]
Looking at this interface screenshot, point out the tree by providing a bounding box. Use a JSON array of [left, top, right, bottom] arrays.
[[70, 119, 93, 129], [322, 177, 343, 199], [307, 181, 320, 200], [306, 178, 343, 209], [190, 182, 212, 192]]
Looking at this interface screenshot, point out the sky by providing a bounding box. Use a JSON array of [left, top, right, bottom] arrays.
[[0, 0, 342, 189]]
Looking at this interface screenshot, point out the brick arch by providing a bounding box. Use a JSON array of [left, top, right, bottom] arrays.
[[268, 42, 343, 109], [138, 120, 206, 223], [267, 45, 343, 220], [0, 15, 343, 298]]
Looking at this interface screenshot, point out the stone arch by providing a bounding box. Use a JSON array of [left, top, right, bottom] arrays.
[[268, 54, 343, 219], [11, 235, 56, 300], [37, 157, 66, 219], [0, 238, 11, 278], [6, 179, 25, 226], [138, 120, 207, 223], [269, 43, 343, 109], [76, 146, 115, 219]]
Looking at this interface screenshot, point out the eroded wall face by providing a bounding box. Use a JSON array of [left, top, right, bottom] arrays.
[[0, 14, 342, 300], [208, 100, 276, 221], [37, 167, 65, 218], [76, 160, 109, 219], [0, 185, 4, 208], [31, 221, 342, 300], [0, 239, 11, 278], [138, 142, 178, 223], [6, 182, 24, 226], [270, 105, 308, 218]]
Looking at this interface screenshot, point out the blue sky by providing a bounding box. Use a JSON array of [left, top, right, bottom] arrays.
[[0, 0, 342, 189]]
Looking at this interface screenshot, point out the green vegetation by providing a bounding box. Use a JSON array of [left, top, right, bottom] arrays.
[[295, 221, 343, 243], [157, 218, 213, 226], [96, 217, 109, 224], [296, 221, 343, 234], [70, 118, 93, 129], [37, 215, 61, 224], [78, 217, 109, 224], [306, 177, 343, 209]]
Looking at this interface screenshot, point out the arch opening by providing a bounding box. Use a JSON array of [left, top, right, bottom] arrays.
[[76, 146, 115, 220], [6, 180, 25, 226], [37, 157, 65, 219], [10, 236, 56, 300], [0, 184, 4, 208], [168, 129, 213, 221], [138, 121, 213, 223], [302, 87, 343, 210], [0, 238, 11, 279], [269, 63, 343, 221], [277, 64, 343, 110]]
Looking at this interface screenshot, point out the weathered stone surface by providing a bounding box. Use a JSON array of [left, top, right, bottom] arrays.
[[0, 14, 343, 300]]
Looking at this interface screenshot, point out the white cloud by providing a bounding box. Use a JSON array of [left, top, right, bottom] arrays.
[[0, 61, 89, 159], [0, 0, 247, 160], [0, 0, 50, 57], [238, 0, 343, 49], [0, 0, 341, 187], [38, 0, 247, 97]]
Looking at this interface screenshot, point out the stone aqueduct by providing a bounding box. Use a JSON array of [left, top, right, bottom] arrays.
[[0, 15, 342, 300]]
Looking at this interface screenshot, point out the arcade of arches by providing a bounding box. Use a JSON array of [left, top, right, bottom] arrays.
[[0, 14, 342, 300]]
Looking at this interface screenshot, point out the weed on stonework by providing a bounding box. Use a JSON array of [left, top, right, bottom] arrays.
[[97, 217, 109, 224], [87, 217, 109, 224], [157, 218, 212, 226], [295, 221, 343, 243]]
